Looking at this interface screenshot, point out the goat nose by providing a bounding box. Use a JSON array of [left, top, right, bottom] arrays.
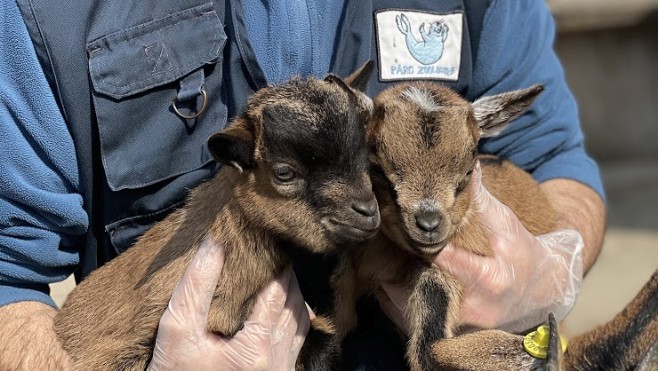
[[352, 197, 378, 217], [415, 212, 442, 232]]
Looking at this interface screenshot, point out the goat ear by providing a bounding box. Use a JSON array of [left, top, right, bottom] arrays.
[[472, 84, 544, 138], [207, 123, 256, 171], [343, 60, 375, 92], [324, 74, 354, 95]]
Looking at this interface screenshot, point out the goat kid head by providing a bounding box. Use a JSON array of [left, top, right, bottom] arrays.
[[368, 82, 543, 256], [208, 62, 381, 252]]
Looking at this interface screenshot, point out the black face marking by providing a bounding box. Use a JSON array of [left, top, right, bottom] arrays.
[[372, 104, 386, 124], [420, 110, 441, 149], [261, 81, 369, 179]]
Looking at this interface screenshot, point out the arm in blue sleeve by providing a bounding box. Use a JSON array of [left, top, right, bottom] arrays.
[[468, 0, 605, 200], [0, 0, 88, 308]]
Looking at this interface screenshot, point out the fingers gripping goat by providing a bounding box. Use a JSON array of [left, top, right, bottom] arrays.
[[332, 82, 554, 371], [54, 63, 379, 371]]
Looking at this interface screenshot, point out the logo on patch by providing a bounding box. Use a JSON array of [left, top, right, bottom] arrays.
[[396, 13, 448, 65], [375, 10, 463, 82]]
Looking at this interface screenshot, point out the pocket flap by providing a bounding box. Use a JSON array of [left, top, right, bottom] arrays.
[[87, 3, 224, 99]]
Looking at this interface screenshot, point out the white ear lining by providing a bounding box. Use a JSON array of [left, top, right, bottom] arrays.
[[472, 85, 544, 137]]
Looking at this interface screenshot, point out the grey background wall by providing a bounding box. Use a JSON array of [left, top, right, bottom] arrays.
[[550, 0, 658, 336]]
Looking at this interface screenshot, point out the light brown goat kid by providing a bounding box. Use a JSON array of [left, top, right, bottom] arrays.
[[333, 82, 657, 371], [54, 64, 379, 371], [331, 81, 553, 370]]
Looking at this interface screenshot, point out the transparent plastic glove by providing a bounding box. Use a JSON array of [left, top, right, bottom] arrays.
[[148, 239, 311, 371], [379, 161, 584, 335]]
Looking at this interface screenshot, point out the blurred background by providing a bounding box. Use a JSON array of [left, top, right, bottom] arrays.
[[549, 0, 658, 336], [50, 1, 658, 338]]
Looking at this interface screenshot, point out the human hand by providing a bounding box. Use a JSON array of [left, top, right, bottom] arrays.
[[379, 162, 584, 335], [0, 301, 72, 371], [148, 239, 312, 371]]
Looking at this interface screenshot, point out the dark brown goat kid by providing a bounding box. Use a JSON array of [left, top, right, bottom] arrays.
[[54, 63, 380, 370], [332, 81, 657, 371]]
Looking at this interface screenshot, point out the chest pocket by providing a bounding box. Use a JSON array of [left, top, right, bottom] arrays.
[[87, 3, 227, 191]]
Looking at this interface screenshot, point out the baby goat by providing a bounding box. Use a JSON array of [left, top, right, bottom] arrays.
[[331, 81, 555, 370], [334, 82, 657, 370], [54, 63, 379, 370]]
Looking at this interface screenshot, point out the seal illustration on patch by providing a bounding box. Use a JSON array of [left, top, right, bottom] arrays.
[[396, 14, 448, 65], [375, 10, 463, 81]]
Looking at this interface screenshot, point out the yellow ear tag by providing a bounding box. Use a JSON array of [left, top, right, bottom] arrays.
[[523, 325, 568, 359]]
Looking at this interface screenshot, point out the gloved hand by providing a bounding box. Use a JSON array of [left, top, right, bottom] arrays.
[[379, 161, 584, 335], [148, 239, 312, 371]]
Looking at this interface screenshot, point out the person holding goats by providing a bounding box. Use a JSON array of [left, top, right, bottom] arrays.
[[0, 0, 605, 369]]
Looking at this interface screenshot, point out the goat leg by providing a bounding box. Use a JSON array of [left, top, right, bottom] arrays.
[[405, 266, 462, 371], [429, 329, 545, 371], [296, 315, 341, 371], [205, 284, 258, 337], [205, 251, 284, 336], [331, 252, 362, 342]]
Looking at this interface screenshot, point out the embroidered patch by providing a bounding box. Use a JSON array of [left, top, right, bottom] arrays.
[[375, 10, 463, 82]]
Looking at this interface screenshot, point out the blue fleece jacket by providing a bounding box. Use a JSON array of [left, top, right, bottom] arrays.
[[242, 0, 346, 83], [473, 1, 602, 190], [1, 0, 87, 307], [0, 0, 604, 308]]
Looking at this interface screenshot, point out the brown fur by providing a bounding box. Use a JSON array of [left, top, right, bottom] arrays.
[[54, 65, 379, 370], [334, 81, 656, 371], [428, 270, 658, 371], [332, 82, 554, 371], [563, 269, 658, 371], [430, 330, 541, 371]]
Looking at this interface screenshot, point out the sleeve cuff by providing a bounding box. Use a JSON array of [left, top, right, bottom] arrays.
[[0, 284, 57, 309], [532, 147, 606, 202]]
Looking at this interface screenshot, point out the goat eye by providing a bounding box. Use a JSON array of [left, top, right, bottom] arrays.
[[455, 171, 472, 195], [273, 165, 296, 182], [455, 180, 467, 195]]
